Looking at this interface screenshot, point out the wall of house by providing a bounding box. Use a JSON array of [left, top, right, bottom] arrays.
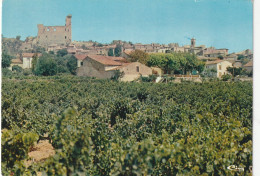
[[76, 58, 115, 79], [119, 62, 152, 81], [244, 66, 253, 72], [205, 64, 218, 77], [216, 61, 232, 77], [23, 57, 32, 69], [9, 63, 23, 70], [77, 60, 83, 68], [104, 65, 120, 71]]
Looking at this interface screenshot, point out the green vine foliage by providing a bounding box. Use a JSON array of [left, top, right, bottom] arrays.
[[1, 76, 252, 175], [1, 129, 39, 175]]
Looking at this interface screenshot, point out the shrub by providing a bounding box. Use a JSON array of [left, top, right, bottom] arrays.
[[222, 74, 232, 81], [12, 65, 23, 73], [34, 57, 57, 76]]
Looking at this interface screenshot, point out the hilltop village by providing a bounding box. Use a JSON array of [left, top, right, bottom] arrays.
[[2, 15, 253, 81]]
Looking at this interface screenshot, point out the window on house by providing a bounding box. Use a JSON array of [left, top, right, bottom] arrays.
[[65, 28, 66, 31], [81, 62, 83, 66], [136, 66, 139, 72], [65, 36, 67, 39], [47, 28, 50, 31], [219, 65, 222, 70], [54, 28, 56, 31], [219, 72, 222, 77]]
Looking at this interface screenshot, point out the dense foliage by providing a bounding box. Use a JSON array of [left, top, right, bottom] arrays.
[[227, 67, 248, 77], [147, 53, 205, 75], [2, 52, 12, 68], [129, 50, 149, 64], [1, 76, 252, 175], [30, 52, 78, 76], [115, 44, 122, 57]]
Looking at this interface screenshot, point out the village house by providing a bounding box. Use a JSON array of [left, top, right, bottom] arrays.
[[199, 47, 229, 57], [121, 49, 134, 59], [9, 57, 23, 70], [111, 62, 153, 81], [243, 60, 253, 72], [204, 60, 232, 78], [10, 53, 42, 70], [76, 55, 152, 81], [233, 61, 243, 68], [76, 55, 123, 79], [21, 53, 42, 69]]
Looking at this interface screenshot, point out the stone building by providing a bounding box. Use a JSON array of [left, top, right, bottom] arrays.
[[37, 15, 72, 47], [243, 60, 253, 72], [204, 60, 232, 78], [112, 62, 153, 81], [76, 55, 123, 79], [76, 55, 152, 81], [9, 53, 42, 69]]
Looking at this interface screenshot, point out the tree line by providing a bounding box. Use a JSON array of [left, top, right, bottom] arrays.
[[128, 50, 205, 75], [2, 49, 77, 76]]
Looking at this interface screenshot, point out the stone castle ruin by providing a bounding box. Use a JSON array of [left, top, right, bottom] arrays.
[[37, 15, 72, 47]]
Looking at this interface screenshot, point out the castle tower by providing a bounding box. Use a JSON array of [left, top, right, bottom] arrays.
[[66, 14, 72, 27], [36, 15, 72, 47], [65, 14, 72, 43], [191, 38, 196, 48]]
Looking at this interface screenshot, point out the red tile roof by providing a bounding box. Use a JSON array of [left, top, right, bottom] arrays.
[[109, 63, 132, 70], [75, 54, 88, 60], [87, 55, 123, 66], [108, 56, 128, 63], [22, 53, 42, 58], [206, 60, 225, 65], [244, 60, 253, 67], [124, 49, 134, 55], [11, 58, 23, 64]]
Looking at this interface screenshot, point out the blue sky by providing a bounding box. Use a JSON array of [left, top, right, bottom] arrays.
[[2, 0, 253, 53]]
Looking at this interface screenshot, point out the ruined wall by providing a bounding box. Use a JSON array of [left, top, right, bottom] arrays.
[[37, 15, 72, 47]]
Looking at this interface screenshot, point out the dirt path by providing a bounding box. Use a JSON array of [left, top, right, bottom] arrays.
[[26, 140, 55, 167]]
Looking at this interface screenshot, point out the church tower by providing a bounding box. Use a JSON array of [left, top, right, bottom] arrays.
[[191, 38, 196, 48]]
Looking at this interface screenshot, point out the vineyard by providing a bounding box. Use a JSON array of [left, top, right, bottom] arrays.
[[1, 76, 252, 175]]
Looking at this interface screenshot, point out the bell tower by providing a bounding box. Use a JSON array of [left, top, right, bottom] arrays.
[[191, 38, 196, 48]]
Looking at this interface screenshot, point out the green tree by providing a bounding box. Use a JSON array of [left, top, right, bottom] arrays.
[[114, 44, 122, 57], [12, 65, 23, 72], [111, 70, 124, 81], [67, 55, 78, 75], [108, 48, 114, 56], [221, 74, 232, 81], [34, 55, 57, 76], [129, 50, 149, 64], [195, 60, 206, 74], [237, 54, 245, 60], [217, 55, 224, 60], [97, 43, 103, 47], [2, 53, 12, 68], [57, 49, 68, 57], [227, 67, 247, 77], [82, 44, 87, 50], [16, 35, 21, 40], [32, 53, 39, 73]]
